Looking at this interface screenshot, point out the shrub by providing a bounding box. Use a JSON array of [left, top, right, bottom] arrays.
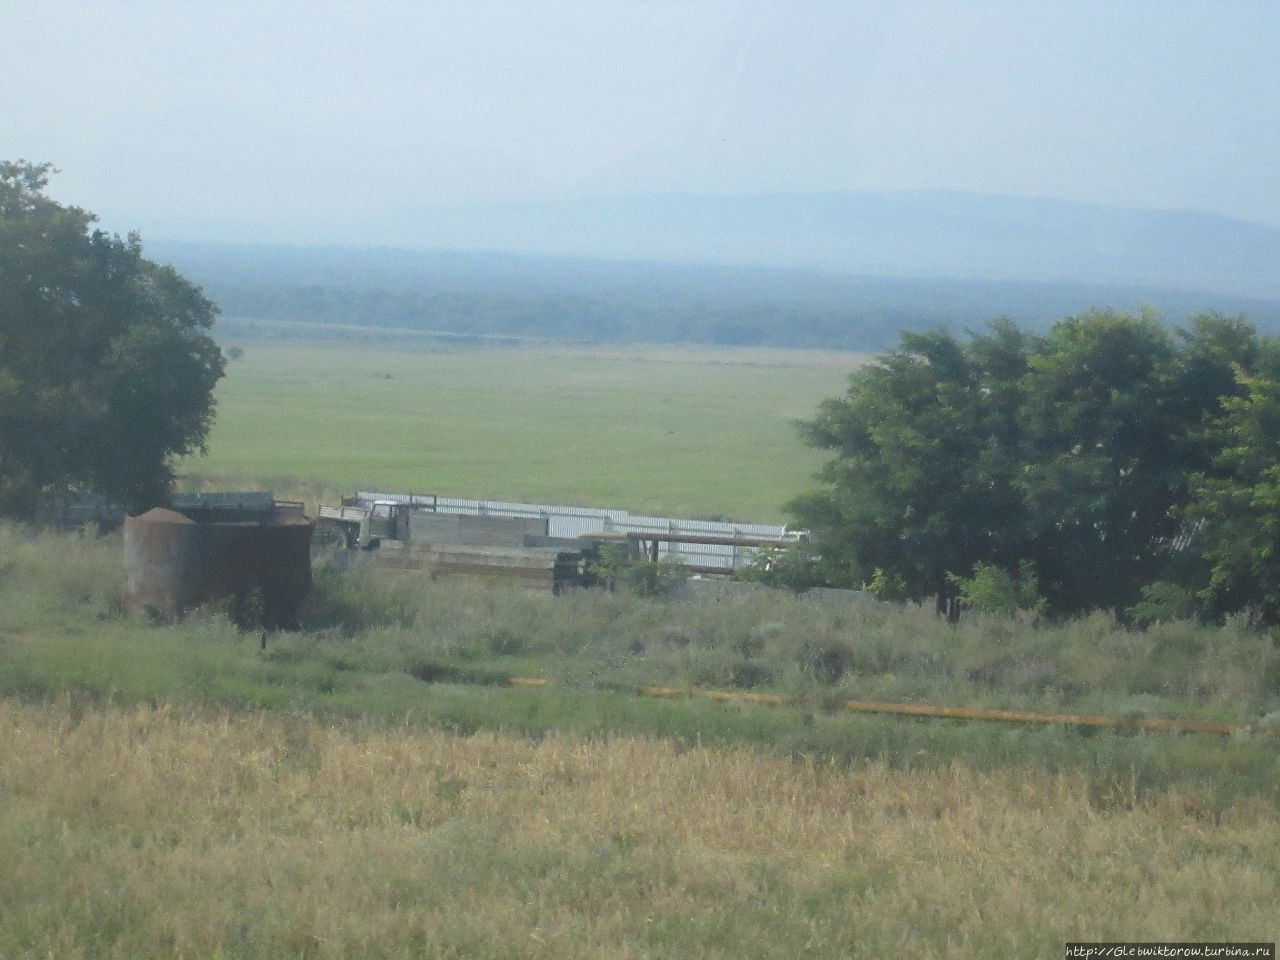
[[1126, 581, 1202, 626], [590, 543, 687, 598], [484, 627, 527, 657], [728, 661, 772, 689], [949, 561, 1046, 618], [0, 523, 123, 628], [734, 544, 825, 593], [797, 639, 854, 684], [866, 568, 909, 602], [297, 566, 423, 633]]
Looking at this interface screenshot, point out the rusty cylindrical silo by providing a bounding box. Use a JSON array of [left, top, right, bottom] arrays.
[[123, 507, 314, 628]]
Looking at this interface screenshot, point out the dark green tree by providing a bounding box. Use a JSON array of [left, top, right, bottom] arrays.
[[794, 310, 1262, 616], [0, 162, 225, 513], [1020, 310, 1261, 613], [1017, 310, 1184, 612], [1187, 338, 1280, 622], [790, 319, 1036, 598]]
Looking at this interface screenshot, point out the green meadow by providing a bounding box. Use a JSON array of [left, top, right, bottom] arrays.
[[11, 338, 1279, 958], [184, 340, 862, 521], [2, 524, 1279, 958]]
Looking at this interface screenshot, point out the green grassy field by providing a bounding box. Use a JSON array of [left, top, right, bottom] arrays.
[[1, 524, 1279, 957], [4, 524, 1277, 805], [183, 341, 862, 521], [3, 521, 1280, 957], [11, 338, 1280, 956]]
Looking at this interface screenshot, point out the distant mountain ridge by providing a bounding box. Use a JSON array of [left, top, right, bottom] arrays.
[[351, 190, 1280, 301]]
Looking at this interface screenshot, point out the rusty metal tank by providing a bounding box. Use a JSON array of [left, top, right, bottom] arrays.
[[123, 506, 314, 627]]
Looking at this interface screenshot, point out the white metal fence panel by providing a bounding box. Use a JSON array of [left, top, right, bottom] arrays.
[[353, 490, 789, 570]]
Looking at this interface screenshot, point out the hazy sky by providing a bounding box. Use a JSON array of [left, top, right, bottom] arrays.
[[5, 0, 1279, 240]]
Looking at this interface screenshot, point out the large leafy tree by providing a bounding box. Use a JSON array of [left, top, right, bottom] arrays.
[[791, 319, 1036, 598], [1188, 337, 1280, 621], [1017, 310, 1184, 612], [1019, 311, 1259, 613], [794, 310, 1261, 616], [0, 162, 225, 513]]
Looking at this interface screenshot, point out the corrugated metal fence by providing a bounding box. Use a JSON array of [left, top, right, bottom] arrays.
[[354, 491, 789, 570]]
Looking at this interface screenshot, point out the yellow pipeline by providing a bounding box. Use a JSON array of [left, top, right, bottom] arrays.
[[496, 678, 1277, 737]]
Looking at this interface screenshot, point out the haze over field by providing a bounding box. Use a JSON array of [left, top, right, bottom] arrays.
[[155, 240, 1280, 352], [321, 191, 1280, 300], [5, 0, 1279, 314]]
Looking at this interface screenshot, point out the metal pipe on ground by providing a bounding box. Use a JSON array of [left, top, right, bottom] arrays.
[[458, 675, 1278, 738]]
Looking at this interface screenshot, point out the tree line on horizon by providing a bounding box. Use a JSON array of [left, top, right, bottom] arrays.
[[160, 239, 1280, 355]]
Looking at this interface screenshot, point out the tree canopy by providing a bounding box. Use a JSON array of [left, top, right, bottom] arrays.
[[0, 161, 225, 513], [1188, 338, 1280, 621], [792, 310, 1271, 619]]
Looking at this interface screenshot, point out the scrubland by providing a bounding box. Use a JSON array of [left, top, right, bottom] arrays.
[[1, 523, 1277, 957]]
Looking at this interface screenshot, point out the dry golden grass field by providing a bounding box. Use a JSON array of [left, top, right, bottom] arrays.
[[1, 698, 1276, 959]]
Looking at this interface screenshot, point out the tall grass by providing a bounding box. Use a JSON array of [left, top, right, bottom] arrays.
[[0, 523, 122, 630], [297, 560, 1280, 724], [2, 524, 1279, 955], [2, 524, 1278, 806], [0, 698, 1275, 959]]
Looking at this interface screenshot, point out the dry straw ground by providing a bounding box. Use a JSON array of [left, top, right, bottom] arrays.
[[1, 699, 1275, 959]]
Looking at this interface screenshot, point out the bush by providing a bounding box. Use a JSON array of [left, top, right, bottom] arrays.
[[798, 639, 854, 684], [590, 543, 687, 598], [866, 568, 909, 602], [949, 561, 1046, 618], [728, 661, 772, 689], [1126, 581, 1202, 626], [734, 544, 825, 593], [484, 627, 527, 657]]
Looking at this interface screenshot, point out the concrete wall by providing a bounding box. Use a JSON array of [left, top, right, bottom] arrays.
[[363, 542, 579, 593], [678, 578, 878, 608], [406, 512, 549, 548]]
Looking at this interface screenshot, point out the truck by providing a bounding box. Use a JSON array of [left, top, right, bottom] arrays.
[[313, 495, 597, 593]]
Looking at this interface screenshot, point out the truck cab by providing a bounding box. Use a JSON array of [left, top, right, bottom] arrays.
[[364, 500, 408, 542]]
